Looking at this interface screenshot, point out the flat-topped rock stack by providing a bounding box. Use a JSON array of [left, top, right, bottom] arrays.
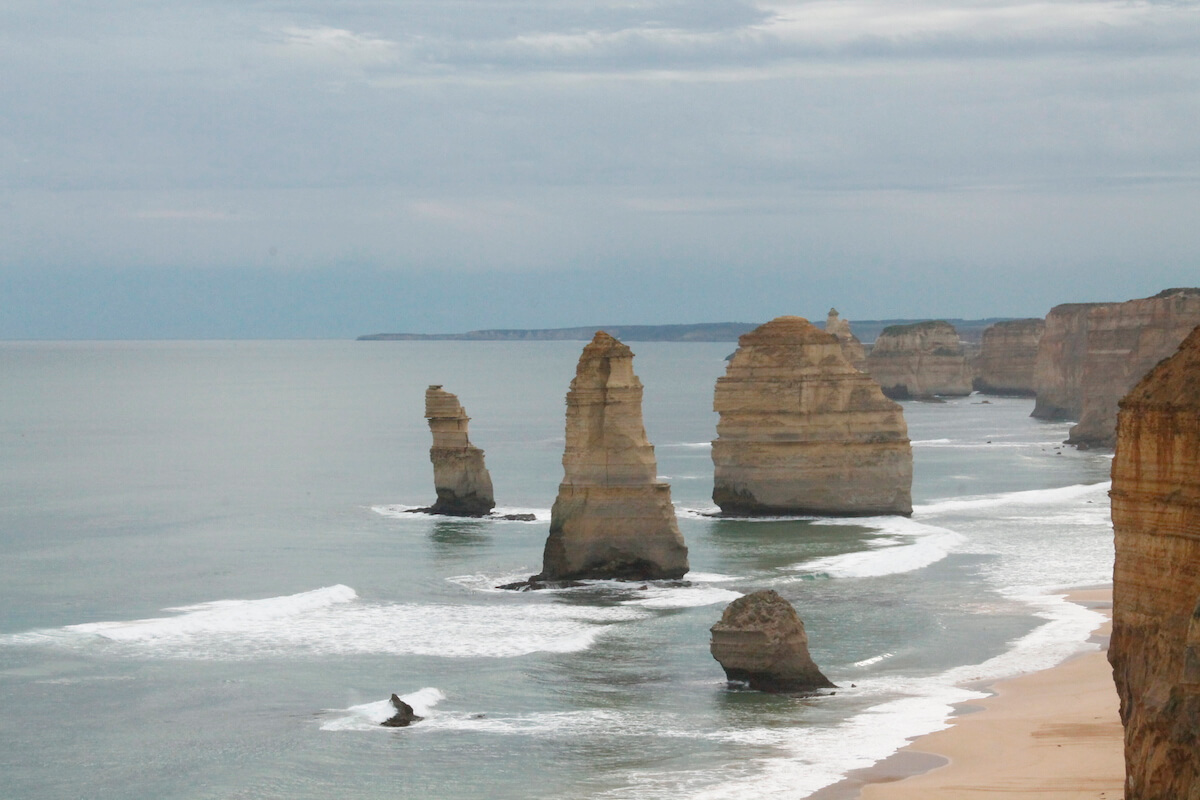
[[421, 385, 495, 516], [1068, 288, 1200, 448], [824, 308, 868, 371], [864, 320, 973, 399], [535, 332, 689, 581], [1031, 302, 1107, 420], [711, 316, 912, 517], [1109, 323, 1200, 799], [710, 590, 835, 693], [974, 318, 1045, 396]]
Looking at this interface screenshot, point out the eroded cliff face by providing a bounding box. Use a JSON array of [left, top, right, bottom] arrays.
[[1069, 289, 1200, 448], [824, 308, 868, 371], [864, 320, 973, 398], [1109, 323, 1200, 800], [423, 385, 495, 516], [974, 318, 1045, 396], [538, 332, 689, 580], [1031, 303, 1106, 420], [712, 316, 912, 516]]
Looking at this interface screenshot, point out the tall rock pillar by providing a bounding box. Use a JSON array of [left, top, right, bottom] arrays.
[[423, 385, 495, 517], [537, 332, 689, 580], [1109, 324, 1200, 799]]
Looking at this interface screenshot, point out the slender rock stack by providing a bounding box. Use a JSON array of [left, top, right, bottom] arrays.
[[864, 320, 973, 398], [1109, 324, 1200, 800], [535, 332, 689, 581], [712, 316, 912, 516], [974, 318, 1045, 396], [710, 590, 835, 693], [824, 308, 868, 371], [422, 385, 495, 517]]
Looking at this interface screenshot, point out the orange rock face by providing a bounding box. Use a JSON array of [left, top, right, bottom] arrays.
[[1109, 323, 1200, 800], [974, 318, 1044, 396], [423, 385, 495, 516]]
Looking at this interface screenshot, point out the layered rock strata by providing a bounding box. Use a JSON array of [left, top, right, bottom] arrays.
[[711, 316, 912, 516], [1068, 288, 1200, 447], [824, 308, 868, 371], [974, 318, 1045, 396], [1031, 302, 1108, 420], [1109, 323, 1200, 800], [710, 590, 835, 693], [864, 320, 973, 398], [536, 332, 689, 581], [422, 385, 495, 516]]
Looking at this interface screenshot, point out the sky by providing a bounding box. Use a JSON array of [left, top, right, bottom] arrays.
[[2, 0, 1198, 338]]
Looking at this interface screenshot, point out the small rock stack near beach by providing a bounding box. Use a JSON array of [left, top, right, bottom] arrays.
[[712, 316, 912, 517], [710, 590, 835, 693], [535, 332, 689, 581]]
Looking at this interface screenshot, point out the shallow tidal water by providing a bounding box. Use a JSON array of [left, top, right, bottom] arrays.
[[0, 340, 1114, 799]]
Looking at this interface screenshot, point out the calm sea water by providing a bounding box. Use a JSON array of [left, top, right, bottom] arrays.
[[0, 340, 1114, 800]]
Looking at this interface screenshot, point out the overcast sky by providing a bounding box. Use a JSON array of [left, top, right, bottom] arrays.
[[2, 0, 1198, 338]]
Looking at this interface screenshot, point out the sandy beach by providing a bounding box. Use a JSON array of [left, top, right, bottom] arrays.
[[851, 588, 1124, 800]]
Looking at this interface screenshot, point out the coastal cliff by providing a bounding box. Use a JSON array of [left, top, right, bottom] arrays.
[[1109, 323, 1200, 800], [537, 332, 689, 581], [864, 320, 973, 399], [1031, 303, 1107, 420], [422, 386, 495, 516], [1068, 289, 1200, 447], [712, 316, 912, 517], [974, 318, 1044, 396]]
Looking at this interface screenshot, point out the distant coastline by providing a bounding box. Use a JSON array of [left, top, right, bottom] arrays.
[[358, 318, 1013, 345]]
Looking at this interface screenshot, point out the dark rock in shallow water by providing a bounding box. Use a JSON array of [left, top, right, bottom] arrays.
[[381, 693, 423, 727], [710, 590, 836, 694], [497, 578, 587, 592], [497, 513, 536, 521]]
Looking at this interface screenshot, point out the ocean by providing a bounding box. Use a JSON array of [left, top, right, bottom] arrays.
[[0, 340, 1115, 799]]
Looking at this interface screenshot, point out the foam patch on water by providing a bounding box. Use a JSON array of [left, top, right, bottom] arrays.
[[371, 505, 551, 522], [0, 585, 647, 660], [322, 687, 446, 731], [916, 481, 1110, 515], [786, 518, 965, 579], [622, 585, 743, 609]]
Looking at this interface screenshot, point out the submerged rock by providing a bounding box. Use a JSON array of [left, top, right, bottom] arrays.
[[534, 332, 689, 581], [711, 316, 912, 517], [421, 385, 495, 517], [1109, 323, 1200, 798], [710, 590, 835, 693], [865, 320, 973, 399], [381, 694, 423, 727]]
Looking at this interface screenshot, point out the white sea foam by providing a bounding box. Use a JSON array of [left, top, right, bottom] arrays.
[[622, 585, 743, 609], [916, 481, 1110, 515], [787, 518, 965, 579], [321, 687, 447, 732], [371, 505, 551, 522], [1, 585, 647, 660]]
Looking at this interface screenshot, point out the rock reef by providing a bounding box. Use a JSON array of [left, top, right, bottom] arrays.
[[824, 308, 868, 371], [535, 332, 689, 581], [381, 694, 423, 727], [710, 590, 835, 693], [1068, 288, 1200, 448], [421, 385, 495, 516], [974, 318, 1044, 396], [1109, 323, 1200, 799], [711, 316, 912, 517], [864, 320, 973, 399]]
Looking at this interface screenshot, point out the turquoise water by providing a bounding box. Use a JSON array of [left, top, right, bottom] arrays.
[[0, 341, 1114, 799]]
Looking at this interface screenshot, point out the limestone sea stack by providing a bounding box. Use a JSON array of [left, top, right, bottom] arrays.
[[536, 332, 689, 581], [422, 385, 495, 516], [1031, 302, 1108, 420], [710, 590, 835, 693], [1068, 288, 1200, 448], [824, 308, 868, 371], [864, 320, 973, 399], [711, 316, 912, 516], [973, 318, 1045, 396], [1109, 323, 1200, 799]]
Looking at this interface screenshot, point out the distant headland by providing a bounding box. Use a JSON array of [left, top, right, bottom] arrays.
[[358, 318, 1013, 345]]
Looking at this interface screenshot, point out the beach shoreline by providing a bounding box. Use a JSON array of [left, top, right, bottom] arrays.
[[814, 586, 1124, 800]]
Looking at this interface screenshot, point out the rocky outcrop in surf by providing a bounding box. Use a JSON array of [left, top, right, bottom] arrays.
[[710, 590, 835, 693], [974, 318, 1044, 396], [824, 308, 867, 371], [1109, 323, 1200, 799], [711, 316, 912, 516], [420, 385, 495, 516], [381, 694, 423, 727], [534, 332, 689, 581], [1068, 288, 1200, 448], [864, 320, 973, 399]]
